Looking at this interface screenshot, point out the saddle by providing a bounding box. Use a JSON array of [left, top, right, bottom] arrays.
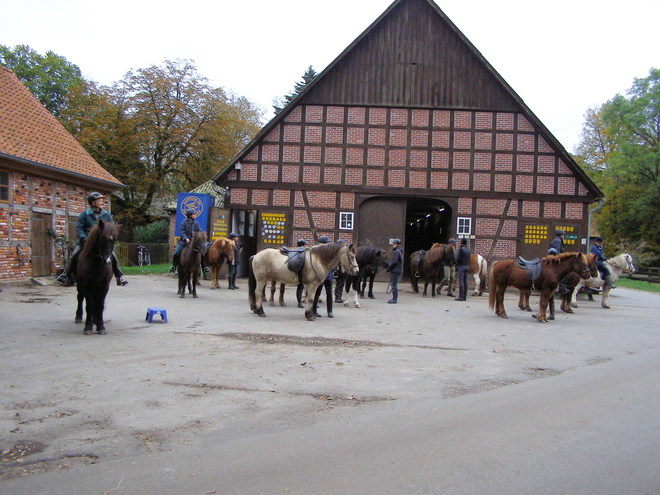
[[413, 250, 426, 277], [517, 256, 542, 282], [279, 247, 306, 274]]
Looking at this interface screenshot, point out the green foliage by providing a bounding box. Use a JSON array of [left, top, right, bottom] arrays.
[[0, 44, 83, 117], [575, 68, 660, 256], [58, 59, 261, 234], [132, 220, 169, 244], [273, 65, 317, 114]]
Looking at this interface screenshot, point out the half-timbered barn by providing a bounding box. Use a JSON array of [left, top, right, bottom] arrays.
[[0, 66, 123, 282], [213, 0, 602, 276]]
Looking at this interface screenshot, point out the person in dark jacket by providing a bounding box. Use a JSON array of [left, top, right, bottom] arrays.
[[296, 239, 307, 308], [312, 235, 334, 318], [591, 237, 615, 288], [549, 229, 566, 254], [455, 238, 471, 301], [57, 192, 128, 287], [387, 238, 403, 304], [333, 239, 348, 303], [227, 232, 242, 289], [169, 209, 202, 273]]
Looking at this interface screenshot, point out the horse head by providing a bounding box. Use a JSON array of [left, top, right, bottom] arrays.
[[578, 253, 591, 279], [585, 253, 599, 278], [623, 253, 636, 273], [85, 219, 117, 265], [193, 231, 208, 255], [379, 249, 389, 268], [342, 244, 360, 276]]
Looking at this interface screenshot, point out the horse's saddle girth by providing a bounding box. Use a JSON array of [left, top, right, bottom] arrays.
[[517, 256, 542, 282]]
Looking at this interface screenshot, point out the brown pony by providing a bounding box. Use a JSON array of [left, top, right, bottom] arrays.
[[410, 243, 453, 297], [488, 252, 590, 323], [206, 237, 236, 289], [177, 231, 208, 298], [518, 253, 599, 315]]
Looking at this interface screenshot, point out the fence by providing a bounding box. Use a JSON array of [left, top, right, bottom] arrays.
[[115, 243, 170, 267], [626, 266, 660, 284]]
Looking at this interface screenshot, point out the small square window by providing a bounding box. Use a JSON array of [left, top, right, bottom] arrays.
[[339, 212, 354, 230], [457, 217, 471, 236]]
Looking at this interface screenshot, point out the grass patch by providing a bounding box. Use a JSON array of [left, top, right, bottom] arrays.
[[121, 263, 172, 276], [616, 276, 660, 293]]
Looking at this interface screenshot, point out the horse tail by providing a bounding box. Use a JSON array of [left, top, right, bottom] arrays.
[[248, 255, 257, 309], [488, 262, 499, 310]]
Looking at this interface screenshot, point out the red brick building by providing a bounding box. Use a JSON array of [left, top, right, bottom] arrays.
[[213, 0, 602, 274], [0, 66, 123, 281]]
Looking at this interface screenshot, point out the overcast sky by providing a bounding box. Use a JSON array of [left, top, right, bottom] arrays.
[[4, 0, 658, 152]]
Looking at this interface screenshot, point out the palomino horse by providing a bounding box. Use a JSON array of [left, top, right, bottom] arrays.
[[249, 243, 359, 320], [206, 237, 236, 289], [343, 245, 389, 308], [571, 253, 636, 309], [438, 253, 488, 297], [488, 252, 590, 323], [517, 252, 599, 316], [75, 220, 118, 335], [177, 231, 208, 298]]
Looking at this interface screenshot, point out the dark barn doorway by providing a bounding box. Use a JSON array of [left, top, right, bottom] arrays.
[[405, 198, 453, 263]]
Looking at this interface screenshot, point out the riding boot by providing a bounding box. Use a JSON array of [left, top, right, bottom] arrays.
[[231, 275, 239, 289], [112, 253, 128, 286], [296, 284, 304, 308], [169, 254, 179, 273], [388, 288, 398, 304], [327, 292, 333, 318], [605, 275, 616, 289]]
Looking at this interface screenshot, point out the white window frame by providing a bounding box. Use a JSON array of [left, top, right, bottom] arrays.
[[339, 212, 354, 230], [457, 217, 472, 236]]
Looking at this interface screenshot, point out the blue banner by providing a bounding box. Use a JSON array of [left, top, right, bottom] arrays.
[[175, 193, 213, 237]]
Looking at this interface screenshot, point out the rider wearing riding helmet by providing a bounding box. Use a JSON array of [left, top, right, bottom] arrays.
[[387, 238, 404, 304], [591, 236, 615, 288], [169, 209, 202, 273], [549, 229, 566, 254], [57, 192, 128, 287]]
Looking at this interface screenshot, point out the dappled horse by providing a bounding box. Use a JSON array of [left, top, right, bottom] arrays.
[[206, 237, 236, 289], [571, 253, 636, 309], [177, 231, 208, 298], [488, 252, 590, 323], [343, 246, 389, 308], [249, 242, 359, 320], [75, 220, 118, 335]]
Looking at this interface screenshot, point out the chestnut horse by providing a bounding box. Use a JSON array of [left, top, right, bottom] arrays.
[[75, 220, 118, 335], [177, 231, 207, 298], [409, 243, 453, 297], [206, 237, 236, 289], [488, 252, 590, 323], [249, 243, 358, 320], [517, 252, 599, 316]]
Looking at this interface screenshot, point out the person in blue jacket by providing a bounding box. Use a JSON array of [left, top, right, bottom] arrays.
[[57, 192, 128, 287], [169, 209, 202, 273], [591, 237, 615, 288], [312, 235, 334, 318]]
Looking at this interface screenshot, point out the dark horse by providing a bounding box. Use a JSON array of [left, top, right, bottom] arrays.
[[488, 252, 590, 323], [343, 246, 389, 307], [75, 220, 118, 335], [409, 243, 454, 297], [178, 231, 208, 298]]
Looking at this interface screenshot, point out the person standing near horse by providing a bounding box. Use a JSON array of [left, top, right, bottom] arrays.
[[455, 238, 471, 301], [387, 238, 403, 304], [296, 238, 307, 308], [312, 235, 335, 318], [57, 192, 128, 287], [333, 239, 348, 304], [549, 229, 566, 254], [169, 209, 202, 273], [227, 232, 242, 289], [591, 237, 615, 288], [441, 238, 457, 297]]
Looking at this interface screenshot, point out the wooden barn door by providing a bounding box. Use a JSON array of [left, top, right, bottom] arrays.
[[358, 197, 406, 281], [31, 212, 52, 277]]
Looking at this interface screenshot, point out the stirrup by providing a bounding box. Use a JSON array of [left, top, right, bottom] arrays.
[[169, 266, 176, 273], [117, 276, 128, 286], [57, 274, 69, 286]]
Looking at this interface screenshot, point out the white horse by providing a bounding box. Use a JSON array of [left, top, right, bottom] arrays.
[[571, 253, 636, 309]]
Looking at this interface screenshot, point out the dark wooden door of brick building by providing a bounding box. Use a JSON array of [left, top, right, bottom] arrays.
[[358, 197, 406, 280], [31, 212, 52, 277]]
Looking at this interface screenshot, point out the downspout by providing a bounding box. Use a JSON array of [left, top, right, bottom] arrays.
[[587, 199, 606, 250]]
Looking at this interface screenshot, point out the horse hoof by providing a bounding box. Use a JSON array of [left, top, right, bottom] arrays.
[[211, 287, 217, 290], [603, 305, 610, 309], [97, 329, 106, 335], [180, 294, 185, 298], [355, 304, 361, 309], [270, 302, 276, 307], [343, 302, 349, 307], [368, 295, 375, 299], [298, 303, 304, 308], [548, 316, 555, 321], [75, 318, 82, 324], [83, 329, 92, 335], [193, 294, 198, 298], [259, 313, 266, 317], [280, 303, 287, 307]]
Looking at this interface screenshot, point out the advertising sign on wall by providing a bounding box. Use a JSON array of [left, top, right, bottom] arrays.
[[175, 193, 213, 237]]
